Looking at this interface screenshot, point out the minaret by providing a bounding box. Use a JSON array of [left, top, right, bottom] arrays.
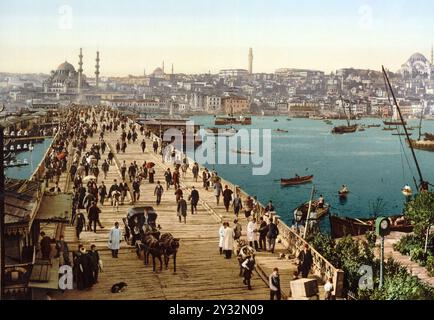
[[162, 61, 165, 73], [248, 48, 253, 74], [431, 44, 433, 65], [95, 51, 100, 89], [171, 63, 174, 75], [78, 48, 83, 93]]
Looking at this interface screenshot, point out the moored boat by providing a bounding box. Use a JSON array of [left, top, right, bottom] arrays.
[[280, 175, 313, 186], [330, 215, 413, 239], [274, 129, 289, 133], [392, 132, 412, 136], [383, 120, 407, 126], [205, 127, 238, 137], [332, 125, 358, 134], [425, 133, 434, 141], [215, 116, 252, 126], [406, 139, 434, 152], [294, 200, 330, 225]]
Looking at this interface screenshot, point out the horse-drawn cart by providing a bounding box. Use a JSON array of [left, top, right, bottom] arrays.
[[123, 206, 159, 245]]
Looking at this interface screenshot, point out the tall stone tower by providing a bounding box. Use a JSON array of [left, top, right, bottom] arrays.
[[78, 48, 83, 93], [431, 44, 433, 65], [248, 48, 253, 74], [95, 51, 100, 89]]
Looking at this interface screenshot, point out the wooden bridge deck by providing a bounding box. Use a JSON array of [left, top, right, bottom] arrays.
[[46, 120, 323, 300]]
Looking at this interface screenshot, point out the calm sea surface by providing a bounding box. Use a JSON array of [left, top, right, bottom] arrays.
[[191, 116, 434, 230], [5, 138, 53, 180]]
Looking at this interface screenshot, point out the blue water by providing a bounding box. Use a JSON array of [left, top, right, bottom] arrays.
[[5, 139, 53, 180], [191, 116, 434, 229]]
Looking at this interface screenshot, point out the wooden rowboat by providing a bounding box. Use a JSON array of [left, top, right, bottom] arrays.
[[293, 200, 330, 224], [425, 133, 434, 141], [280, 175, 313, 186], [331, 125, 358, 134], [330, 215, 413, 239]]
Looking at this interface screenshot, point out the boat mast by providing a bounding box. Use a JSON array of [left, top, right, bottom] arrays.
[[340, 96, 350, 126], [418, 103, 424, 141], [382, 66, 425, 187]]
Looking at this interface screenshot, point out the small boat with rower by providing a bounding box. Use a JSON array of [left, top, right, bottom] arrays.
[[294, 200, 330, 225], [280, 175, 313, 186]]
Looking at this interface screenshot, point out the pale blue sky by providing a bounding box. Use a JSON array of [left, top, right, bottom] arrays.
[[1, 0, 433, 75]]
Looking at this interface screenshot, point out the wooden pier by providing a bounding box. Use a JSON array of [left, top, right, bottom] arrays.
[[40, 113, 341, 300]]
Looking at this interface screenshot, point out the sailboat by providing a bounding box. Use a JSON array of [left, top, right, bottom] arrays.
[[406, 104, 434, 152], [331, 96, 358, 134]]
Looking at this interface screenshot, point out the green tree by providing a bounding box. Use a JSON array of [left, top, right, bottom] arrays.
[[405, 192, 434, 252]]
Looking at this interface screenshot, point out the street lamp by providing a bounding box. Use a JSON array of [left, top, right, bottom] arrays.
[[375, 217, 391, 289]]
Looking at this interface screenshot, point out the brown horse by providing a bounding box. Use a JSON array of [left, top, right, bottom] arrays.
[[160, 233, 180, 273], [142, 234, 164, 272]]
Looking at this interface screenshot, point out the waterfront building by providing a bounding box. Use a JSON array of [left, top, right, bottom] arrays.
[[205, 95, 222, 113], [221, 95, 249, 114], [101, 98, 168, 112]]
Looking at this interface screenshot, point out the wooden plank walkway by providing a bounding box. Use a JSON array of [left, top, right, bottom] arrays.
[[47, 118, 324, 300]]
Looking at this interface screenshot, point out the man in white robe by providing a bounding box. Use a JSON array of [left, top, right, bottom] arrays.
[[218, 223, 225, 255], [247, 218, 259, 251], [223, 223, 235, 259], [108, 222, 122, 258]]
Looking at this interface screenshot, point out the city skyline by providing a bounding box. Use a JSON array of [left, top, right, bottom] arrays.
[[1, 0, 434, 76]]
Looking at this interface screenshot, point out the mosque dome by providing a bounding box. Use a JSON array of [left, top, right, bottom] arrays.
[[57, 61, 76, 73], [407, 53, 429, 64], [152, 67, 165, 77]]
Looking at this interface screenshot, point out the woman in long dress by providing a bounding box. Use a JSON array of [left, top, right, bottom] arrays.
[[223, 222, 235, 259]]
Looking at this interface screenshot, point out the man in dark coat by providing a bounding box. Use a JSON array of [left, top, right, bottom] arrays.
[[98, 181, 107, 206], [164, 168, 172, 190], [297, 244, 313, 278], [74, 245, 94, 290], [140, 139, 146, 153], [88, 202, 104, 233], [132, 178, 141, 203], [87, 244, 100, 283], [241, 255, 255, 290], [177, 196, 188, 223], [75, 211, 86, 239], [188, 186, 199, 214], [258, 217, 268, 251], [222, 185, 233, 212], [267, 218, 279, 254]]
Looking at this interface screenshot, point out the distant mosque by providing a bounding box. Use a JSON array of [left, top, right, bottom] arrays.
[[151, 61, 166, 78], [400, 51, 434, 79], [43, 48, 100, 94]]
